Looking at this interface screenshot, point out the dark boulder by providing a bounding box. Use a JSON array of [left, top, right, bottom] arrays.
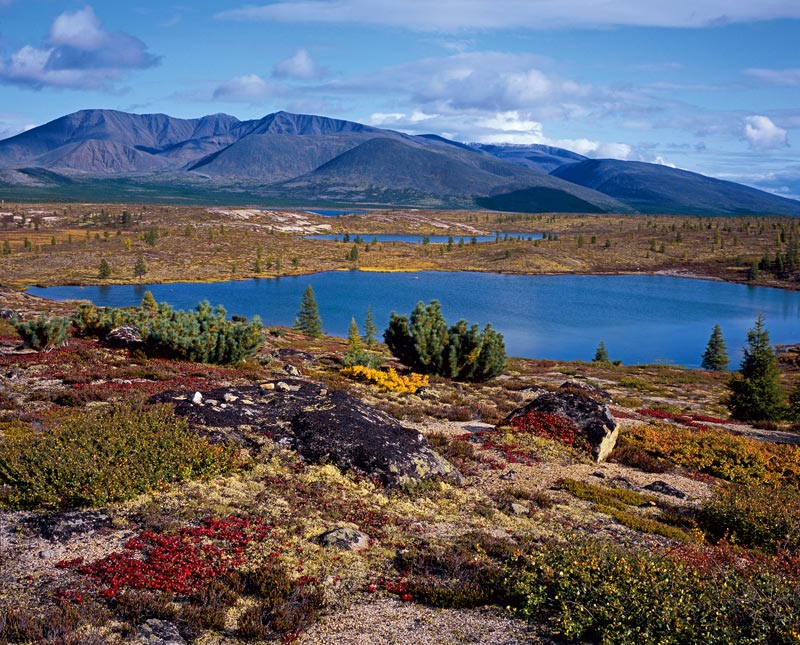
[[151, 380, 460, 488], [505, 390, 618, 462]]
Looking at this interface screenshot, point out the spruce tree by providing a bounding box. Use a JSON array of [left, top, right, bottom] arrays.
[[788, 381, 800, 423], [363, 306, 378, 349], [294, 285, 323, 337], [347, 317, 363, 353], [140, 290, 158, 311], [133, 255, 148, 281], [701, 324, 729, 371], [593, 341, 610, 363], [726, 314, 785, 421], [98, 259, 112, 279]]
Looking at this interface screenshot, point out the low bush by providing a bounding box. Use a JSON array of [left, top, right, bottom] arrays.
[[72, 298, 263, 364], [0, 401, 234, 509], [619, 423, 800, 487], [340, 365, 429, 393], [12, 314, 70, 351], [512, 540, 800, 644], [698, 483, 800, 551]]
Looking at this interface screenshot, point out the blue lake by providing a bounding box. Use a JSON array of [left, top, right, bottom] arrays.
[[27, 272, 800, 368], [305, 209, 369, 217], [305, 232, 543, 244]]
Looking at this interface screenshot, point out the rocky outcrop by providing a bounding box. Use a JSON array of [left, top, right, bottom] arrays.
[[559, 380, 612, 402], [103, 325, 143, 349], [151, 380, 461, 488], [505, 390, 618, 462], [317, 527, 370, 551]]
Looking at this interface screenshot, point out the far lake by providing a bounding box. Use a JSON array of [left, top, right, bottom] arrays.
[[304, 232, 543, 244], [27, 272, 800, 368]]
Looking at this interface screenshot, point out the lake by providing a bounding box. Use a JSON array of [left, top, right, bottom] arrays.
[[27, 272, 800, 368], [304, 232, 543, 244]]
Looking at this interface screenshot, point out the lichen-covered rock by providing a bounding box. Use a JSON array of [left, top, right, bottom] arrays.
[[151, 380, 461, 488], [104, 325, 143, 349], [137, 619, 185, 645], [505, 390, 618, 463], [317, 527, 370, 551], [559, 380, 612, 402]]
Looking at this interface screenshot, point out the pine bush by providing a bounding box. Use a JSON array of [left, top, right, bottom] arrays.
[[384, 300, 505, 382], [13, 314, 70, 351]]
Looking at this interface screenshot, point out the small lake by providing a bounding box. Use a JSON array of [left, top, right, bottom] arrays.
[[305, 209, 369, 217], [27, 272, 800, 368], [304, 232, 543, 244]]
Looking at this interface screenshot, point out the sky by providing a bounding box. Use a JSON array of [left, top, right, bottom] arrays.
[[0, 1, 799, 198]]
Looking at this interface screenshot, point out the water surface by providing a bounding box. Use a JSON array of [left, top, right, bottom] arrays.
[[305, 232, 543, 244], [28, 272, 800, 368]]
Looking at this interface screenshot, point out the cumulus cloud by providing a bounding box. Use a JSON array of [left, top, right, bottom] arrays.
[[212, 74, 276, 102], [0, 6, 159, 91], [744, 67, 800, 86], [217, 0, 800, 31], [273, 48, 327, 80], [744, 115, 789, 151]]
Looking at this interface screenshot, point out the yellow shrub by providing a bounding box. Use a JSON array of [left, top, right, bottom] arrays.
[[340, 365, 429, 394]]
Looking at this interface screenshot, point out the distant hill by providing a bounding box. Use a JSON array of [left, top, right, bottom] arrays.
[[551, 159, 800, 216], [0, 108, 798, 215]]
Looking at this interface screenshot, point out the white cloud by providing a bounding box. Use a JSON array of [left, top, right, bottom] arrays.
[[272, 48, 327, 80], [744, 115, 789, 151], [744, 67, 800, 86], [212, 74, 276, 102], [218, 0, 800, 31], [0, 6, 159, 91]]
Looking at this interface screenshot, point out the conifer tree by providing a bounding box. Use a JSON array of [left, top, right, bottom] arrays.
[[294, 285, 323, 337], [347, 317, 363, 353], [140, 290, 158, 311], [726, 314, 785, 421], [593, 341, 609, 363], [98, 259, 112, 279], [788, 381, 800, 423], [133, 255, 148, 281], [701, 324, 729, 371], [363, 306, 378, 349]]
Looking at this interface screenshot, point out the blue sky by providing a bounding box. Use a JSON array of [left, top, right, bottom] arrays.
[[1, 1, 799, 197]]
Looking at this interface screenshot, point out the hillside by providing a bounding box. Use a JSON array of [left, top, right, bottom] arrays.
[[552, 159, 800, 216]]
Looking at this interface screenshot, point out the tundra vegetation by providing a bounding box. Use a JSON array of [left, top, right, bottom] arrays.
[[0, 205, 799, 644]]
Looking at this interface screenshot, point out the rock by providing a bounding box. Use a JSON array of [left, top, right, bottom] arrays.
[[104, 325, 143, 349], [505, 390, 618, 463], [317, 527, 370, 551], [284, 364, 302, 377], [0, 308, 16, 319], [151, 380, 461, 488], [25, 510, 112, 542], [137, 619, 186, 645], [39, 549, 55, 559], [223, 393, 238, 403], [560, 380, 612, 402], [644, 480, 687, 499], [592, 471, 607, 478], [509, 502, 529, 515], [499, 470, 517, 480], [192, 391, 203, 405], [609, 476, 636, 490]]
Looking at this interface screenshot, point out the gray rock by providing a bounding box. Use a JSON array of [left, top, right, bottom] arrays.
[[192, 391, 203, 405], [39, 549, 55, 559], [151, 380, 461, 488], [137, 619, 185, 645], [505, 390, 618, 463], [284, 364, 302, 377], [25, 510, 111, 542], [317, 527, 370, 551], [560, 380, 612, 402], [644, 480, 687, 499], [104, 325, 143, 349], [509, 502, 529, 515], [609, 476, 636, 490], [0, 308, 16, 320]]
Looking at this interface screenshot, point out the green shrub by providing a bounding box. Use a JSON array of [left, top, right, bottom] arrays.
[[0, 402, 234, 509], [12, 314, 70, 351], [698, 483, 800, 551], [512, 540, 800, 644], [384, 300, 505, 382], [72, 299, 263, 364]]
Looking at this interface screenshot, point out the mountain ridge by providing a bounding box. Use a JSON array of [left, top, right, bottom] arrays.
[[0, 108, 797, 215]]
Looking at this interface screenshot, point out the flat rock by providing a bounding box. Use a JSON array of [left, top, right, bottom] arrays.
[[644, 480, 687, 499], [25, 510, 112, 542], [505, 390, 618, 463], [560, 380, 612, 402], [151, 380, 461, 488], [317, 527, 370, 551], [137, 619, 185, 645]]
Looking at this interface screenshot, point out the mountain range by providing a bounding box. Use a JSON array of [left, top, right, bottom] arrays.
[[0, 108, 798, 216]]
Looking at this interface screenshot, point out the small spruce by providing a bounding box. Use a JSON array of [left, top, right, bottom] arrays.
[[701, 324, 729, 371], [593, 341, 610, 363], [294, 285, 323, 338]]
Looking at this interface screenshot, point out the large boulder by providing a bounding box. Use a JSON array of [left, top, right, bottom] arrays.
[[505, 390, 618, 462], [151, 380, 461, 488]]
